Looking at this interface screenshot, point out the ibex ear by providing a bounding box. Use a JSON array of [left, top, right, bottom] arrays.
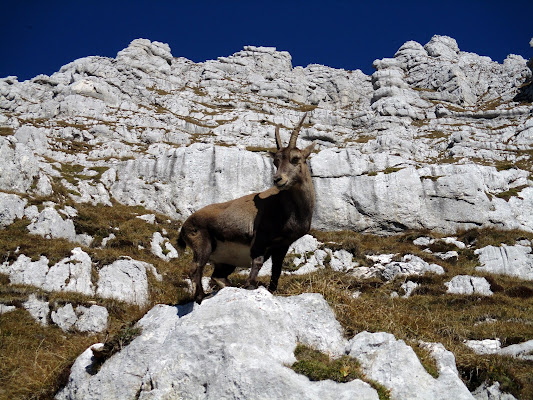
[[302, 141, 317, 159]]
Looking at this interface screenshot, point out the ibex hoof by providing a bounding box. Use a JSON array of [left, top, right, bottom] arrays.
[[244, 282, 258, 290]]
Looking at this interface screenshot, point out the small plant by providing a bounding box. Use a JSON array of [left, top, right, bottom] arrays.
[[291, 344, 362, 383], [291, 344, 390, 399]]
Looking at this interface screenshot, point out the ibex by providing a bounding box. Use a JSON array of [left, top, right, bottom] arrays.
[[177, 113, 315, 303]]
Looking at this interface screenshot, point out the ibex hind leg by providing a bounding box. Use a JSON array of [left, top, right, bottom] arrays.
[[211, 263, 236, 289]]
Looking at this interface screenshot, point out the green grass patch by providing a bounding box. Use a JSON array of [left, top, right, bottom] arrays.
[[291, 344, 390, 399], [495, 185, 528, 201]]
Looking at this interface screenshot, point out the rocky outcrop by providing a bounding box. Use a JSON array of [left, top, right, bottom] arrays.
[[1, 248, 95, 295], [57, 288, 474, 400], [0, 248, 162, 305]]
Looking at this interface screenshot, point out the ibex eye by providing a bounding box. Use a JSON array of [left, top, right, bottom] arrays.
[[291, 157, 300, 164]]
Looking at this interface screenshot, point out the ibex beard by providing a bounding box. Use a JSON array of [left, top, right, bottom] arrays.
[[177, 113, 315, 303]]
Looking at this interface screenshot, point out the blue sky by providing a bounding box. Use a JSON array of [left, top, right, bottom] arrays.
[[1, 0, 532, 81]]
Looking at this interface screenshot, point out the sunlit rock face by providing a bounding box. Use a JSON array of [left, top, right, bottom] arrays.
[[0, 35, 532, 235]]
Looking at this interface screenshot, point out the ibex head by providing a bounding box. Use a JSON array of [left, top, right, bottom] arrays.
[[272, 113, 315, 190]]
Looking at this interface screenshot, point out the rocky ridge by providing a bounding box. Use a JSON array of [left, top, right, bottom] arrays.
[[0, 35, 532, 234]]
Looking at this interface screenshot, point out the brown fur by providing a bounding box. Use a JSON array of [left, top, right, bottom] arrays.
[[177, 114, 316, 303]]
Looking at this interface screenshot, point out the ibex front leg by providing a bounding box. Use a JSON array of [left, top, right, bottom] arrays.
[[245, 255, 264, 289]]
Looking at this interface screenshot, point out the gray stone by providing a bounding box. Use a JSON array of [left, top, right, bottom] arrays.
[[473, 381, 517, 400], [96, 258, 157, 305], [0, 254, 50, 287], [475, 244, 533, 280], [23, 294, 49, 326], [464, 339, 502, 355], [445, 275, 493, 296], [0, 137, 41, 193], [0, 248, 95, 296], [74, 305, 108, 333], [43, 247, 95, 295], [0, 192, 27, 227], [0, 304, 16, 314], [27, 206, 93, 246], [51, 303, 78, 331], [51, 303, 108, 333], [353, 254, 444, 281], [401, 281, 419, 298], [2, 36, 533, 237], [465, 338, 533, 361], [150, 232, 179, 261]]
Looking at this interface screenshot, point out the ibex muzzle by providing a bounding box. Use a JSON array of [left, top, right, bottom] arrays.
[[177, 113, 315, 303]]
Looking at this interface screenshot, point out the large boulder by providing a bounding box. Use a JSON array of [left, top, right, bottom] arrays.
[[56, 288, 478, 400], [57, 288, 378, 400]]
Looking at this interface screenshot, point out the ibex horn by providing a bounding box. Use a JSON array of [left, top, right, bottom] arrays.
[[288, 113, 308, 148], [275, 125, 282, 150]]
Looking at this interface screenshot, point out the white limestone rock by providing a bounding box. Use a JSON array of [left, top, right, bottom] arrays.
[[51, 303, 78, 331], [150, 231, 178, 261], [475, 244, 533, 280], [347, 331, 473, 400], [23, 294, 49, 326], [364, 254, 444, 281], [43, 247, 95, 296], [434, 251, 459, 261], [35, 172, 53, 196], [473, 381, 517, 400], [2, 37, 533, 239], [110, 143, 274, 221], [0, 304, 16, 314], [445, 275, 493, 296], [0, 136, 41, 193], [0, 254, 50, 287], [465, 338, 533, 361], [57, 288, 379, 400], [0, 192, 27, 227], [70, 181, 112, 206], [27, 206, 93, 246], [0, 248, 95, 296], [465, 339, 502, 355], [24, 204, 40, 220], [74, 305, 109, 333], [413, 236, 433, 246], [401, 281, 419, 298], [96, 258, 158, 305], [100, 233, 116, 247], [329, 249, 357, 272], [137, 214, 156, 224]]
